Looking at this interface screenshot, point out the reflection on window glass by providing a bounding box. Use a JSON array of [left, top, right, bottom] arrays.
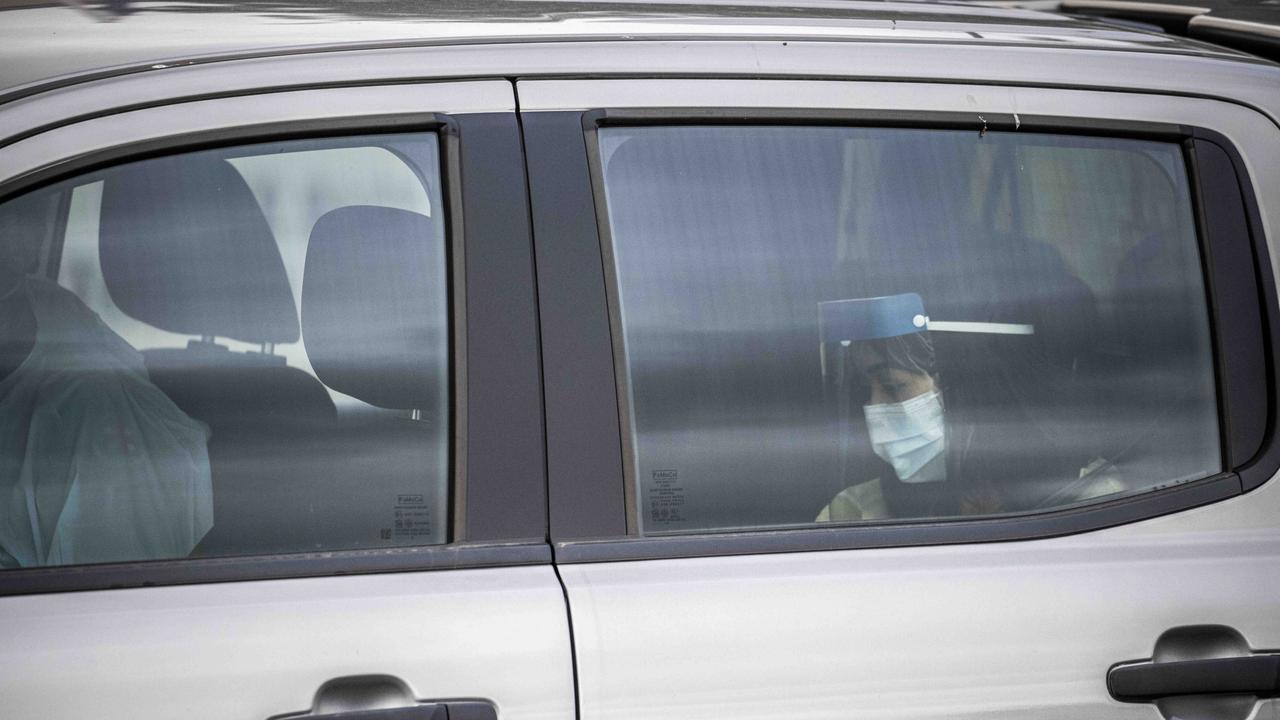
[[598, 126, 1218, 534], [0, 133, 450, 567]]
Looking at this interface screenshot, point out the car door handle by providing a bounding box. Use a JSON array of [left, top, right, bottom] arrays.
[[273, 675, 498, 720], [308, 708, 445, 720], [1109, 655, 1280, 702], [298, 703, 497, 720]]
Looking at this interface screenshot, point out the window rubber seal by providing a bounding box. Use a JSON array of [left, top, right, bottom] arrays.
[[0, 541, 551, 597]]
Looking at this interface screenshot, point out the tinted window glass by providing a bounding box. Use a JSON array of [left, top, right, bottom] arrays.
[[598, 126, 1219, 534], [0, 133, 449, 566]]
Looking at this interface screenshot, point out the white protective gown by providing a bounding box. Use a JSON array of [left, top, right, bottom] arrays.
[[0, 277, 212, 567]]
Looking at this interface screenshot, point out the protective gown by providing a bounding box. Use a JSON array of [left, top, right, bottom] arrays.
[[0, 277, 212, 567]]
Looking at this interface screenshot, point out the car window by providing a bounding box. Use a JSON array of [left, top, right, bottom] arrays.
[[596, 125, 1219, 534], [0, 133, 451, 566]]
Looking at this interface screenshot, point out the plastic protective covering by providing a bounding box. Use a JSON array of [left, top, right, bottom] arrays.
[[0, 276, 212, 566], [598, 125, 1220, 533]]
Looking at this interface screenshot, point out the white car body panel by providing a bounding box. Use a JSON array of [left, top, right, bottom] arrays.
[[0, 565, 575, 720], [560, 520, 1280, 720]]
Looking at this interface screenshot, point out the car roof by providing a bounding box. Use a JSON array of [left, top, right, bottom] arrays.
[[0, 0, 1262, 98]]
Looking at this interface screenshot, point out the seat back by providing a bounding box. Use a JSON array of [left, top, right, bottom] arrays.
[[98, 153, 335, 427], [99, 154, 338, 555]]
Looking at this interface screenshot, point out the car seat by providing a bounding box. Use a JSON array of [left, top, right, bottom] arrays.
[[97, 153, 336, 555]]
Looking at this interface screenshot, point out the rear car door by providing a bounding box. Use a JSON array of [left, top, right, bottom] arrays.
[[0, 75, 571, 719], [520, 78, 1280, 720]]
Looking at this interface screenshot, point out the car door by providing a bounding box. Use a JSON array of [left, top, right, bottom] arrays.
[[520, 78, 1280, 720], [0, 76, 572, 720]]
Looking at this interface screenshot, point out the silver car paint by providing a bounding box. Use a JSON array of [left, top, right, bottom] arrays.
[[0, 80, 514, 188], [2, 40, 1277, 153], [0, 565, 575, 719], [0, 13, 1275, 720], [0, 0, 1237, 94]]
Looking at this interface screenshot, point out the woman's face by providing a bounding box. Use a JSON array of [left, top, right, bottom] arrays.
[[855, 346, 936, 405]]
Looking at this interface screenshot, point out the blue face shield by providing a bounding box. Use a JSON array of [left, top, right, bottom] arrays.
[[820, 292, 1032, 487]]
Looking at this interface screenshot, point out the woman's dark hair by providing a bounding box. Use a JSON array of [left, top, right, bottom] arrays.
[[849, 331, 939, 395]]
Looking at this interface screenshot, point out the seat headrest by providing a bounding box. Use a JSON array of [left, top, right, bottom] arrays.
[[301, 206, 444, 411], [98, 153, 300, 344]]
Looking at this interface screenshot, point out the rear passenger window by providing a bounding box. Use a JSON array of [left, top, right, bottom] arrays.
[[0, 133, 450, 567], [596, 126, 1219, 534]]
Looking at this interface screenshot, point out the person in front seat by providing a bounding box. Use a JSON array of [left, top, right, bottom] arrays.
[[0, 265, 213, 567]]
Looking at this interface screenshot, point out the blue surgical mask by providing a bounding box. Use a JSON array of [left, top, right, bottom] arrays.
[[863, 389, 946, 483]]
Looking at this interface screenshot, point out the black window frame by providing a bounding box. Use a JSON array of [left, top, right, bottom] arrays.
[[0, 109, 550, 595], [526, 107, 1278, 563]]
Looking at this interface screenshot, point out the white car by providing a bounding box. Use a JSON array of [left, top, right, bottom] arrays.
[[0, 1, 1278, 719]]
